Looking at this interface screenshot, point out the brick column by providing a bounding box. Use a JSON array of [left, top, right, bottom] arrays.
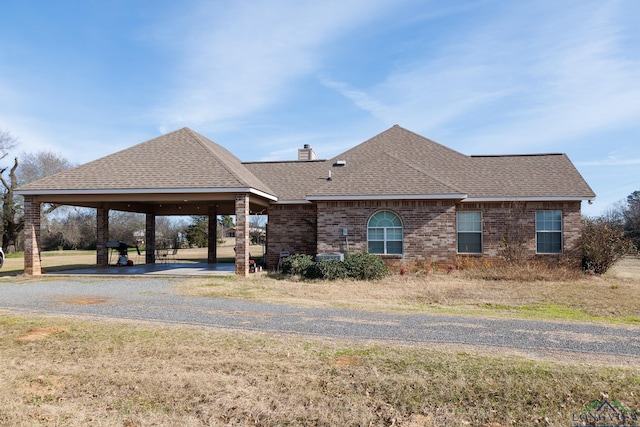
[[146, 213, 155, 264], [96, 207, 109, 267], [23, 196, 42, 276], [235, 193, 249, 276], [207, 206, 218, 264]]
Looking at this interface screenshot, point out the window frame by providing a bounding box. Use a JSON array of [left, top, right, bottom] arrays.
[[535, 210, 563, 254], [367, 210, 403, 255], [456, 211, 483, 254]]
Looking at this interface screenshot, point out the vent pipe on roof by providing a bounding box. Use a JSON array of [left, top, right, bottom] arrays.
[[298, 144, 317, 161]]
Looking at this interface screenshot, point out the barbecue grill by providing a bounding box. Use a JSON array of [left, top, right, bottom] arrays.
[[106, 240, 140, 266]]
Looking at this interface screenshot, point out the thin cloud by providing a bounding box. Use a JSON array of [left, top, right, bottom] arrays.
[[576, 157, 640, 167], [155, 0, 392, 127], [322, 1, 640, 154]]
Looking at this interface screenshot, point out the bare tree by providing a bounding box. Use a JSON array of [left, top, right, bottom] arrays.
[[0, 129, 18, 154], [500, 201, 529, 263], [623, 190, 640, 249], [0, 129, 20, 251], [16, 150, 75, 215], [16, 150, 74, 185], [42, 208, 96, 250], [109, 211, 145, 243]]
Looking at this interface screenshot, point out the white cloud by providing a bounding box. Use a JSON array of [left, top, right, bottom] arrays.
[[576, 154, 640, 167], [322, 1, 640, 154]]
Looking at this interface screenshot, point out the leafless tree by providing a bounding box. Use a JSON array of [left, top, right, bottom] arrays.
[[0, 129, 20, 251]]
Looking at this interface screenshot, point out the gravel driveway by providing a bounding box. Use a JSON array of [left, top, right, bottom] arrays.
[[1, 277, 639, 363]]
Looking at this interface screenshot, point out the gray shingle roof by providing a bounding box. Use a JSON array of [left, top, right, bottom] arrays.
[[246, 125, 595, 201], [17, 125, 595, 203], [466, 154, 596, 199], [17, 128, 275, 196]]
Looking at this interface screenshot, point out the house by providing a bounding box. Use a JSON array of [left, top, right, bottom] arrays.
[[16, 125, 595, 275]]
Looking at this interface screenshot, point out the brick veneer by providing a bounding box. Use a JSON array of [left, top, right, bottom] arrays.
[[266, 199, 583, 271], [23, 196, 42, 275], [207, 206, 218, 263], [266, 203, 317, 269], [458, 201, 582, 267], [145, 213, 155, 264], [235, 193, 250, 276], [96, 207, 109, 267], [316, 200, 458, 269]]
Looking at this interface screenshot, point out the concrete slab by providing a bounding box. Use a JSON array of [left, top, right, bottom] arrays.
[[46, 262, 236, 277]]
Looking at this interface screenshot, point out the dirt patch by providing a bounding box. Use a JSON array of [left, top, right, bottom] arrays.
[[334, 355, 364, 367], [16, 326, 67, 342], [59, 297, 108, 305]]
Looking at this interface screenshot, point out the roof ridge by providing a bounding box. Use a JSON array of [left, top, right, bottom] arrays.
[[392, 125, 468, 158], [383, 150, 467, 194], [183, 128, 275, 195], [471, 153, 564, 158]]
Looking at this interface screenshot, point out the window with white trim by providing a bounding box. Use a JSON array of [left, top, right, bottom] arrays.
[[457, 211, 482, 253], [367, 211, 403, 255], [536, 210, 562, 253]]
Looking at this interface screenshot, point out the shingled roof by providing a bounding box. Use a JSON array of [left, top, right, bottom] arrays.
[[245, 125, 595, 202], [17, 127, 275, 198], [17, 125, 595, 205]]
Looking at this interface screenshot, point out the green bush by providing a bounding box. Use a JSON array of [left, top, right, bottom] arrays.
[[281, 254, 317, 277], [280, 252, 387, 281], [344, 252, 388, 280], [581, 217, 637, 274], [316, 259, 349, 280]]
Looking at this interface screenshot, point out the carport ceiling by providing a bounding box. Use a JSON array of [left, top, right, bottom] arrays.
[[30, 191, 271, 216]]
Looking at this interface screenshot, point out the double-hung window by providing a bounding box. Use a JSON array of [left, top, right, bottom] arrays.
[[457, 211, 482, 253], [367, 211, 403, 255], [536, 210, 562, 253]]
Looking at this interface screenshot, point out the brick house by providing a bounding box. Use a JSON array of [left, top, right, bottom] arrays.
[[16, 125, 595, 275]]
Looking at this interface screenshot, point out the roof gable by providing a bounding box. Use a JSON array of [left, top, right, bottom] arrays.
[[247, 125, 471, 200], [17, 128, 275, 196]]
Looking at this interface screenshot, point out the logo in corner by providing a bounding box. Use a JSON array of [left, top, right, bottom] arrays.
[[572, 399, 639, 426]]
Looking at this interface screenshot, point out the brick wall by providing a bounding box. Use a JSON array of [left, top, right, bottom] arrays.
[[235, 193, 250, 276], [266, 203, 317, 269], [267, 199, 583, 272], [23, 196, 42, 275], [316, 200, 458, 269], [458, 201, 583, 266]]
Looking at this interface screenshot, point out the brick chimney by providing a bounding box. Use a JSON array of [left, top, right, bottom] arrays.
[[298, 144, 317, 161]]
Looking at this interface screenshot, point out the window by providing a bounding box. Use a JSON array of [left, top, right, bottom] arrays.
[[368, 211, 403, 255], [536, 210, 562, 253], [457, 211, 482, 253]]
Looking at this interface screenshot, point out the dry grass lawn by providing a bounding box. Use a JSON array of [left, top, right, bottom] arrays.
[[176, 256, 640, 324], [1, 314, 639, 427], [1, 252, 639, 425]]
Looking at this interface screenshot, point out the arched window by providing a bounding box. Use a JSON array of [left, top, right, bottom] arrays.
[[367, 211, 403, 255]]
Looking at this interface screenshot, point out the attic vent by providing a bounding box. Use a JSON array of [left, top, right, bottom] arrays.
[[298, 144, 317, 161], [333, 160, 346, 167]]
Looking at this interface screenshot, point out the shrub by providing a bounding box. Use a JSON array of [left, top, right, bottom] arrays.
[[581, 217, 637, 274], [316, 259, 349, 280], [344, 252, 388, 280], [281, 254, 317, 277], [281, 252, 387, 281]]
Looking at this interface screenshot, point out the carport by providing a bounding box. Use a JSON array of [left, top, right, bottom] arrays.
[[16, 128, 277, 276]]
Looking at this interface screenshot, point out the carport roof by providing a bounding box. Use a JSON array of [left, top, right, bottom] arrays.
[[16, 127, 276, 199]]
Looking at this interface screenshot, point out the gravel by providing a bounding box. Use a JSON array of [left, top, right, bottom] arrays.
[[1, 277, 639, 361]]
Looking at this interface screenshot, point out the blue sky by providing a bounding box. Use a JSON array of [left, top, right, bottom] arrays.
[[1, 0, 639, 217]]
